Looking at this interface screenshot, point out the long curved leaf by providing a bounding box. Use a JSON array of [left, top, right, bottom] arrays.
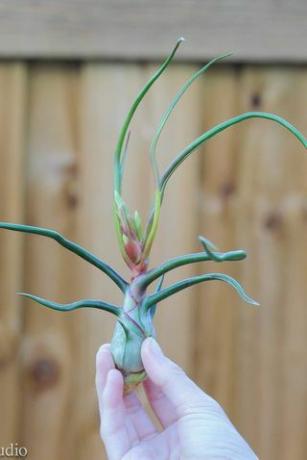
[[160, 111, 307, 197], [0, 222, 128, 293], [114, 37, 185, 192], [18, 292, 120, 316], [137, 247, 247, 289], [149, 52, 231, 184], [144, 272, 259, 309]]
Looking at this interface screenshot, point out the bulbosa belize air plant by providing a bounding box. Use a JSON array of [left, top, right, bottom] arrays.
[[1, 38, 306, 392]]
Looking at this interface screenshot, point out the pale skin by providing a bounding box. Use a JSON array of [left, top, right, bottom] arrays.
[[96, 338, 258, 460]]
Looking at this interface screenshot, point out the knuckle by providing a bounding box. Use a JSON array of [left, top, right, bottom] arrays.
[[182, 396, 226, 420]]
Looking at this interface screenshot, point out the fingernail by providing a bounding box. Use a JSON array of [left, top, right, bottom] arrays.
[[147, 337, 163, 358], [101, 344, 111, 352]]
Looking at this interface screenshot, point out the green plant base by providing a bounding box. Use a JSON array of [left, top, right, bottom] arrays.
[[124, 370, 147, 394]]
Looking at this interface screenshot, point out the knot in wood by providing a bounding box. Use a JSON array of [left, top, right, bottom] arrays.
[[29, 357, 60, 391], [65, 180, 79, 209], [250, 92, 262, 109], [220, 182, 236, 198], [264, 211, 283, 231]]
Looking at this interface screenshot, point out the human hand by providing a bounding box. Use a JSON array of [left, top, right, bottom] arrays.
[[96, 337, 258, 460]]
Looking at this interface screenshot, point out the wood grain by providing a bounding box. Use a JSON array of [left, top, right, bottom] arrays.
[[0, 63, 27, 446], [234, 66, 307, 460], [0, 1, 306, 62], [195, 65, 307, 460], [194, 66, 241, 415], [20, 64, 80, 460], [0, 60, 306, 460]]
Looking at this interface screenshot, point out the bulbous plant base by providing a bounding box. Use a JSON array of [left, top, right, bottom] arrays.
[[122, 369, 147, 394], [110, 280, 155, 394]]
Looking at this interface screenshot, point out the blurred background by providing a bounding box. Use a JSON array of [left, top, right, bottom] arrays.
[[0, 2, 306, 459]]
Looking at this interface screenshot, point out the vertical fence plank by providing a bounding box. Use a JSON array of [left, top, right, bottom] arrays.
[[20, 64, 80, 460], [235, 66, 307, 460], [194, 66, 241, 412], [196, 65, 307, 460], [0, 63, 27, 447]]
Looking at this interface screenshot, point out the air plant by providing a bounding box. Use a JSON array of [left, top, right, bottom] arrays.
[[1, 38, 306, 393]]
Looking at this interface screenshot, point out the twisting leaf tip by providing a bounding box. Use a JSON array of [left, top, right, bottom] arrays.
[[114, 37, 185, 193], [198, 235, 218, 252]]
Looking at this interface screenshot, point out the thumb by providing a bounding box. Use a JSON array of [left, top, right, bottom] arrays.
[[141, 337, 218, 415]]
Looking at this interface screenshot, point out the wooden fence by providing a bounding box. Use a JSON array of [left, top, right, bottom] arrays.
[[0, 59, 307, 460]]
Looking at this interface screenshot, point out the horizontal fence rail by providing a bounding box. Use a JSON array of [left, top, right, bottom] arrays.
[[0, 1, 306, 61]]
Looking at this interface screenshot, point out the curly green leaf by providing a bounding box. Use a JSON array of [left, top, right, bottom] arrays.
[[144, 272, 259, 309], [0, 222, 128, 293], [18, 292, 120, 315], [197, 235, 245, 262], [137, 247, 247, 289]]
